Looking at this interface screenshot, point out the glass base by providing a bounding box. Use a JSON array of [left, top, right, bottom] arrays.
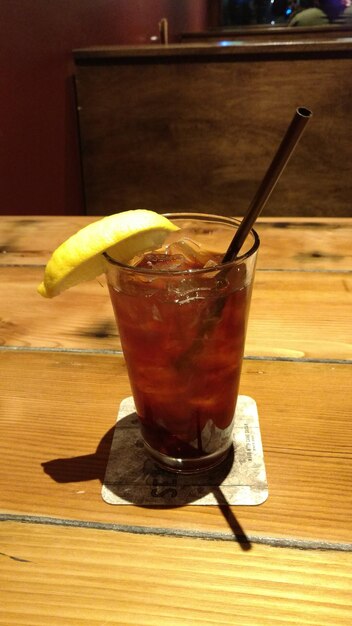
[[142, 439, 233, 474]]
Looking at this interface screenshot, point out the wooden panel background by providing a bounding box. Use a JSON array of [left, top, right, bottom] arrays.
[[74, 43, 352, 217], [181, 23, 352, 43]]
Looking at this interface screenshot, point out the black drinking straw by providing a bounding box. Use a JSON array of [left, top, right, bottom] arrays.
[[222, 107, 312, 264], [177, 107, 312, 370]]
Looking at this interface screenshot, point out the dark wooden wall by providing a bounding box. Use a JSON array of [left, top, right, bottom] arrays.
[[74, 41, 352, 217]]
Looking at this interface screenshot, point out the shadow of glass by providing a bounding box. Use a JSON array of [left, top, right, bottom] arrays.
[[42, 414, 235, 506], [41, 425, 115, 484], [42, 412, 252, 550]]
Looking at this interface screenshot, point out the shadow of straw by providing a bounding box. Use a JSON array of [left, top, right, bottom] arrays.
[[212, 486, 252, 551]]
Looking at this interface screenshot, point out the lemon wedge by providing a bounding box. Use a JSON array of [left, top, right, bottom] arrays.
[[37, 210, 179, 298]]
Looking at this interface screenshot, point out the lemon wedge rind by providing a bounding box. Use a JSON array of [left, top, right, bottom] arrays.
[[37, 210, 178, 298]]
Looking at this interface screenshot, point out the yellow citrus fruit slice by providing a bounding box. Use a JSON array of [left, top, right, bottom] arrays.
[[37, 210, 179, 298]]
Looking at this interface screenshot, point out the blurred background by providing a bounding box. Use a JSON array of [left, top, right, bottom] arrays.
[[1, 1, 215, 216], [1, 0, 350, 216]]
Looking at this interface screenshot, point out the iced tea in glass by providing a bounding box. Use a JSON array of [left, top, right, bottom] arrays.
[[105, 213, 259, 473]]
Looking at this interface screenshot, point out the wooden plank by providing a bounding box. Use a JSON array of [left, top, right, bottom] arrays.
[[0, 266, 118, 351], [0, 215, 98, 266], [246, 270, 352, 360], [1, 521, 351, 626], [254, 219, 352, 272], [1, 351, 351, 544], [1, 266, 351, 360], [1, 217, 351, 271]]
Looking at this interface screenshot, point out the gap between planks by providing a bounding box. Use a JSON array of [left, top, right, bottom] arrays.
[[1, 513, 352, 553], [0, 345, 351, 365]]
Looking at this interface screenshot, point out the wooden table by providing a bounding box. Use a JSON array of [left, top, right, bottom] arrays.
[[1, 215, 351, 625]]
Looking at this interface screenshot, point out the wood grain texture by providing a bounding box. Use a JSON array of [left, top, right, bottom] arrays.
[[1, 217, 351, 270], [0, 215, 98, 266], [1, 265, 351, 359], [253, 219, 352, 272], [1, 351, 351, 544], [74, 45, 352, 216], [1, 521, 351, 626]]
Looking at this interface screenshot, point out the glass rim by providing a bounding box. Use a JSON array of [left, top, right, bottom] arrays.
[[103, 213, 260, 275]]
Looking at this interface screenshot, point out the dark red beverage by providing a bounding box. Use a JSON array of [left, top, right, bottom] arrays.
[[105, 214, 259, 472]]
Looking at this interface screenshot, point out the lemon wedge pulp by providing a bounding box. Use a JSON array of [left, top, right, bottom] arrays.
[[37, 210, 179, 298]]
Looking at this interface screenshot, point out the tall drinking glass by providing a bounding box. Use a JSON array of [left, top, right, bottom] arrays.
[[105, 213, 259, 473]]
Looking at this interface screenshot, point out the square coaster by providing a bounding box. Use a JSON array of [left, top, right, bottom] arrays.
[[102, 395, 268, 506]]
